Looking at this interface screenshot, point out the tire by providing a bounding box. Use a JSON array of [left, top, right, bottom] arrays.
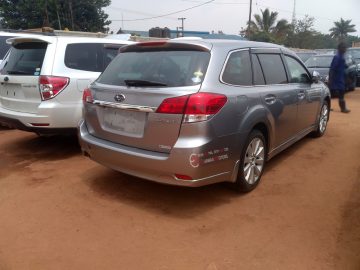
[[232, 130, 267, 193], [312, 101, 329, 138]]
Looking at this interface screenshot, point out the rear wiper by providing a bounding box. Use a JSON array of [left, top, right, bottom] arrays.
[[6, 70, 31, 75], [124, 79, 167, 87]]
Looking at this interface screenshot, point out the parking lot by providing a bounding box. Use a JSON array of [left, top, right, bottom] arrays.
[[0, 90, 359, 269]]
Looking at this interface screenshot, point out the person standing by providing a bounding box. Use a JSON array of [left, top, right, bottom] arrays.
[[329, 42, 350, 113]]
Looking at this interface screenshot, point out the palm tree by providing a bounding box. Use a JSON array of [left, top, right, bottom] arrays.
[[330, 18, 356, 41], [248, 8, 291, 43]]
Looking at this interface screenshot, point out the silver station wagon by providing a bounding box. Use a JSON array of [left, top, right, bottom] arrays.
[[79, 39, 331, 192]]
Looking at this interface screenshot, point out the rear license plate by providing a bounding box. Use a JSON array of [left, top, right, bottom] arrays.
[[103, 108, 146, 137]]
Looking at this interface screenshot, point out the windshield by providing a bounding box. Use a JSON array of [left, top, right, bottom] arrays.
[[296, 52, 315, 62], [305, 56, 333, 68], [347, 49, 360, 59], [1, 42, 47, 76], [97, 50, 210, 87]]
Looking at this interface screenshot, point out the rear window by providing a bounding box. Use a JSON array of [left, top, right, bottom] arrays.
[[97, 50, 211, 87], [1, 42, 47, 76], [0, 36, 14, 59], [222, 50, 252, 86], [64, 43, 123, 72]]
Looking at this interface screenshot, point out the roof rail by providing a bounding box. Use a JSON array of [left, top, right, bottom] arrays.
[[0, 27, 107, 38]]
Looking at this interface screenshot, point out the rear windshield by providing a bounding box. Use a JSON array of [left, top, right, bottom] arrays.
[[65, 43, 123, 72], [97, 50, 211, 87], [1, 42, 47, 76], [305, 56, 333, 68], [0, 36, 14, 59]]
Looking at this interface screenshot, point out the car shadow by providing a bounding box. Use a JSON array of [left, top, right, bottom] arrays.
[[1, 133, 81, 163], [265, 136, 311, 172], [84, 136, 313, 218], [84, 167, 239, 219], [0, 125, 13, 131]]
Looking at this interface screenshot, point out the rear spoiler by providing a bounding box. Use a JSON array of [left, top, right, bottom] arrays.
[[6, 36, 53, 45], [120, 41, 211, 53]]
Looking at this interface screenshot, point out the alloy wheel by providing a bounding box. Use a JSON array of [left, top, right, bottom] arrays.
[[243, 138, 265, 185], [319, 104, 329, 134]]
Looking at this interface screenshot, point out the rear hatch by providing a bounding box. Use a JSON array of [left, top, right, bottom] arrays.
[[84, 41, 212, 153], [0, 40, 48, 113]]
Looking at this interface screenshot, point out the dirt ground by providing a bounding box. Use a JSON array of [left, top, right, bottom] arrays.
[[0, 90, 360, 270]]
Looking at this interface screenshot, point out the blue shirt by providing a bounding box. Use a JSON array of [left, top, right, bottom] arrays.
[[329, 53, 346, 91]]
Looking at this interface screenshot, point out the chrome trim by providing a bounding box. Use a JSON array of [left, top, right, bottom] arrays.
[[92, 100, 157, 113]]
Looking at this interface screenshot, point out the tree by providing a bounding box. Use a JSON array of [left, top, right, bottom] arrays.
[[0, 0, 111, 32], [330, 18, 357, 42], [286, 15, 317, 48], [246, 8, 291, 43]]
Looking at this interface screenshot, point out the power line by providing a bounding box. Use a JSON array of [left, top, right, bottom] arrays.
[[109, 6, 178, 21], [182, 0, 248, 5], [111, 0, 216, 22]]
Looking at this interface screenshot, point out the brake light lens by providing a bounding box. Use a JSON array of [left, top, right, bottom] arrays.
[[82, 88, 93, 103], [39, 76, 69, 101], [174, 174, 193, 181], [156, 92, 227, 123], [156, 95, 189, 114]]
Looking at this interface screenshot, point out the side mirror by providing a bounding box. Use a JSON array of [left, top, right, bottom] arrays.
[[312, 70, 320, 83]]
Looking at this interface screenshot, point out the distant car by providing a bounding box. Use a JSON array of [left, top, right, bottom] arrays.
[[347, 48, 360, 86], [296, 51, 316, 62], [305, 54, 357, 93], [79, 39, 331, 192], [0, 34, 133, 134]]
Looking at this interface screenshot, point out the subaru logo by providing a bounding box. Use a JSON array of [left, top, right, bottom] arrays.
[[114, 94, 126, 102]]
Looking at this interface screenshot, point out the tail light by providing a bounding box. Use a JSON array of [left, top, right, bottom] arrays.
[[156, 92, 227, 123], [39, 76, 69, 101], [82, 88, 93, 103]]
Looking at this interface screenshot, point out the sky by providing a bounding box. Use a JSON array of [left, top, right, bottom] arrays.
[[104, 0, 360, 36]]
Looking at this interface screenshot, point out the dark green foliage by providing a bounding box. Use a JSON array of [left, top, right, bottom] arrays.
[[243, 9, 359, 49], [0, 0, 111, 32]]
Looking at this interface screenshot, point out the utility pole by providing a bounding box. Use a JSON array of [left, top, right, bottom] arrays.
[[178, 17, 186, 37], [292, 0, 296, 25], [247, 0, 252, 40]]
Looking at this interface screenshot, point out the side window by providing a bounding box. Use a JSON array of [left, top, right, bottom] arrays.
[[284, 55, 311, 83], [257, 54, 287, 84], [251, 54, 265, 85], [65, 43, 100, 72], [222, 50, 252, 86]]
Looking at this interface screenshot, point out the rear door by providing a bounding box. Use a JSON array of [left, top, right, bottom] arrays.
[[252, 50, 298, 147], [84, 42, 211, 153], [0, 40, 48, 113]]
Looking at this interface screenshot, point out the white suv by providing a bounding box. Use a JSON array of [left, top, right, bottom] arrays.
[[0, 34, 133, 134]]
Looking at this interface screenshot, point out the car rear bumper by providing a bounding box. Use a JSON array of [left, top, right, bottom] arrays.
[[0, 101, 82, 133], [78, 120, 237, 187], [0, 114, 76, 134]]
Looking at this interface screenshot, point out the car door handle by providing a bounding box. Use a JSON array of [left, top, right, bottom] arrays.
[[264, 95, 276, 105], [298, 91, 305, 100]]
